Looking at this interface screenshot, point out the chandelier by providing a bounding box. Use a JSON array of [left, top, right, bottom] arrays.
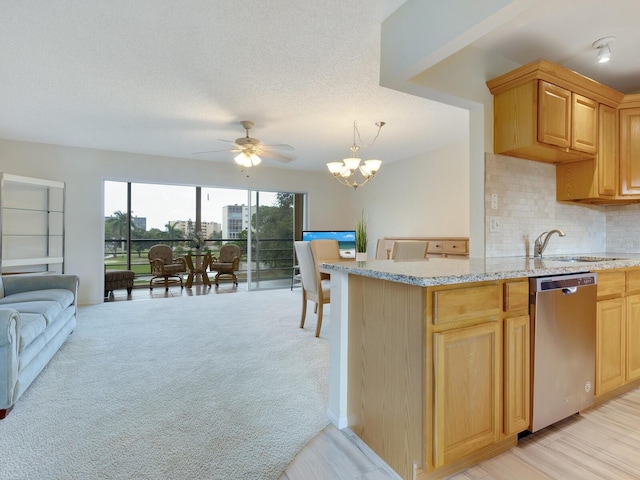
[[327, 121, 385, 189]]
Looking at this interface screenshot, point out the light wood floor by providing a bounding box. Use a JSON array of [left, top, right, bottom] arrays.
[[281, 386, 640, 480]]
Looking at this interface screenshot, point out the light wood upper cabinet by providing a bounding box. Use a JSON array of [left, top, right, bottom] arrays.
[[487, 59, 613, 164], [492, 79, 596, 163], [619, 107, 640, 195], [487, 59, 640, 204], [537, 81, 598, 155], [556, 103, 618, 201], [598, 104, 618, 196], [538, 81, 572, 149], [571, 93, 598, 154]]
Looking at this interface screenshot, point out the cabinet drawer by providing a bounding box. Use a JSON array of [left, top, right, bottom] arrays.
[[433, 284, 501, 325], [598, 271, 626, 298], [504, 281, 529, 312], [428, 242, 443, 254], [443, 240, 468, 255], [627, 269, 640, 294]]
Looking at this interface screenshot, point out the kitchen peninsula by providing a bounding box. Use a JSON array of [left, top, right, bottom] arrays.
[[322, 256, 640, 480]]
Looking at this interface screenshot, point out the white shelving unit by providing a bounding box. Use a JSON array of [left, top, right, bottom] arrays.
[[0, 173, 65, 274]]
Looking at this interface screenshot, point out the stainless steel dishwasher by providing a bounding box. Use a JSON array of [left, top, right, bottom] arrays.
[[529, 272, 598, 432]]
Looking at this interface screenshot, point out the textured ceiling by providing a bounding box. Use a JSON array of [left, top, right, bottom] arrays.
[[3, 1, 637, 174], [0, 0, 468, 172]]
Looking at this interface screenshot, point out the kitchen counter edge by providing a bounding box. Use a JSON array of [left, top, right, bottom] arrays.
[[320, 255, 640, 287]]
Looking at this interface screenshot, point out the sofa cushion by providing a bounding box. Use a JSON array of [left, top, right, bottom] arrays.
[[0, 276, 4, 298], [0, 289, 74, 310], [0, 301, 63, 326], [18, 313, 47, 353]]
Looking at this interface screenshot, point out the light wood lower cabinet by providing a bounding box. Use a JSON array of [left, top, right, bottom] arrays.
[[503, 315, 531, 435], [596, 297, 626, 395], [433, 322, 501, 467], [595, 268, 640, 399], [348, 276, 530, 480], [626, 294, 640, 382]]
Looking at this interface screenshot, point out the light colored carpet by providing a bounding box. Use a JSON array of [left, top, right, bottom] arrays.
[[0, 288, 329, 479]]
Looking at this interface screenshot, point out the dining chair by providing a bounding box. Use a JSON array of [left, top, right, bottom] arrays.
[[294, 241, 330, 337], [310, 239, 341, 263], [390, 240, 429, 260], [311, 239, 341, 281], [375, 238, 390, 259]]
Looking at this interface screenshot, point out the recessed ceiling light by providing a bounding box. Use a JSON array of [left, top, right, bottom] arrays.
[[592, 36, 616, 64]]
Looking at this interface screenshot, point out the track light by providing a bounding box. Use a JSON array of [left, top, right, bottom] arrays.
[[592, 36, 615, 64]]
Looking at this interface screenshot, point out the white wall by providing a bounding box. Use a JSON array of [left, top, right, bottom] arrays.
[[351, 142, 470, 253], [0, 138, 353, 305]]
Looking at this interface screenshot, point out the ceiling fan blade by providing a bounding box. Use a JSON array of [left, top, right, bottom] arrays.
[[192, 147, 243, 155], [259, 150, 295, 163], [261, 143, 295, 151]]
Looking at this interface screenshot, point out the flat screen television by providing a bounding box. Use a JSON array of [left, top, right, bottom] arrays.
[[302, 230, 356, 258]]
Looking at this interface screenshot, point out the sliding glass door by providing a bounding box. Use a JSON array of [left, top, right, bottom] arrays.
[[104, 181, 304, 290]]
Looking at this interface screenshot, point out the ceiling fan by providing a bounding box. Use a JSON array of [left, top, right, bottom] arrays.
[[193, 120, 295, 167]]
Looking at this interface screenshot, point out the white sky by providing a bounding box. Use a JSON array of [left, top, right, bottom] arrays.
[[104, 181, 278, 230]]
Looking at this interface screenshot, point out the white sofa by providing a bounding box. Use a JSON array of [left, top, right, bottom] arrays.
[[0, 274, 79, 419]]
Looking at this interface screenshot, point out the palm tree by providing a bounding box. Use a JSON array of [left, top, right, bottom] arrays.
[[164, 222, 184, 248]]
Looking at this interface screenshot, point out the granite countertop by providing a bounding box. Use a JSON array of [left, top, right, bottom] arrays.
[[320, 253, 640, 287]]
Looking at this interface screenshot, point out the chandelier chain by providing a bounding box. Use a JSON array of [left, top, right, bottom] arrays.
[[353, 121, 385, 148]]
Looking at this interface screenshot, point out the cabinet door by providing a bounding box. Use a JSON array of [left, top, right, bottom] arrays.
[[626, 294, 640, 382], [504, 315, 530, 435], [597, 104, 618, 196], [538, 81, 571, 148], [433, 322, 500, 467], [596, 298, 625, 395], [571, 94, 598, 154], [620, 108, 640, 195]]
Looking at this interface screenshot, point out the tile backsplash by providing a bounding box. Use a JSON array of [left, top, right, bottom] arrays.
[[606, 203, 640, 252], [485, 153, 607, 257]]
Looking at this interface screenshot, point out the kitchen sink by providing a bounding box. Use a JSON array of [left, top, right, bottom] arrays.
[[544, 256, 627, 263]]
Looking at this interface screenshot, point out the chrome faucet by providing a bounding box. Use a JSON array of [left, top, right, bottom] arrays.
[[534, 229, 566, 257]]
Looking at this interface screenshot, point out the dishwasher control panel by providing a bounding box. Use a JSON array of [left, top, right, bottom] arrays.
[[533, 272, 597, 292]]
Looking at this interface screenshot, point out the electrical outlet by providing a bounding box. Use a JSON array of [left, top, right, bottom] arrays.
[[491, 194, 498, 210], [490, 216, 501, 233]]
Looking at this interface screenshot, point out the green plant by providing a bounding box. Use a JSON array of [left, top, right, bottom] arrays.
[[355, 211, 367, 253]]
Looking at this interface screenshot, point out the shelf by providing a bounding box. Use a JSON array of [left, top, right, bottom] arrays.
[[0, 173, 65, 274], [2, 206, 63, 213], [1, 174, 64, 189], [2, 257, 64, 267]]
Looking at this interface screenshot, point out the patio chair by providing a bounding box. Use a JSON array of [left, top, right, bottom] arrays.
[[210, 244, 241, 287], [148, 244, 187, 291]]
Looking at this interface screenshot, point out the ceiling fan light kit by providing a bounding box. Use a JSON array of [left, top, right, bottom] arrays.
[[327, 121, 385, 189], [234, 151, 262, 167], [193, 120, 294, 168], [592, 36, 615, 64]]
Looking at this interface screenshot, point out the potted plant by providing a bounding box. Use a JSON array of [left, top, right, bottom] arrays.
[[355, 211, 367, 262]]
